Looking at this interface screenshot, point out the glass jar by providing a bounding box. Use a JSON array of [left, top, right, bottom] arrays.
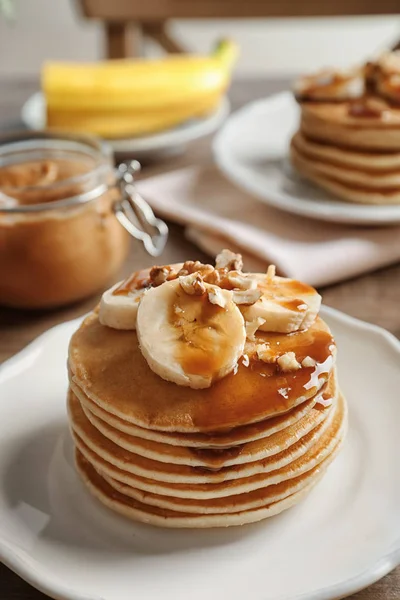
[[0, 132, 167, 309]]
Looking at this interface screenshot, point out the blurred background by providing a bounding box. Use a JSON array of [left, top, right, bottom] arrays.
[[0, 1, 400, 76]]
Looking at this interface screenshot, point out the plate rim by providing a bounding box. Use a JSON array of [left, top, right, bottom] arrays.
[[0, 305, 399, 600], [21, 92, 230, 154], [213, 91, 400, 225]]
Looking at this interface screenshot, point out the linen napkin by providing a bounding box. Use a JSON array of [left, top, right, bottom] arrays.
[[137, 166, 400, 287]]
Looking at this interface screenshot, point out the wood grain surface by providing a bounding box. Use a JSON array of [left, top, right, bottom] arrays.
[[0, 76, 399, 600]]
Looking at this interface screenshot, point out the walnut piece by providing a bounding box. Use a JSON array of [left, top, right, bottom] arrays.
[[215, 249, 243, 271], [232, 288, 262, 306], [256, 343, 276, 364], [149, 265, 176, 287], [204, 269, 221, 285], [277, 352, 301, 372], [179, 273, 206, 296], [178, 261, 203, 276], [207, 286, 228, 308], [227, 271, 257, 290]]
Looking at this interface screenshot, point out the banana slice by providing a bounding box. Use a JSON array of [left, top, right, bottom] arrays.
[[99, 281, 146, 330], [137, 279, 246, 389], [241, 274, 321, 334], [99, 263, 184, 330]]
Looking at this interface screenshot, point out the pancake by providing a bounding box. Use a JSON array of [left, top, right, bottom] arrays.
[[76, 451, 323, 528], [67, 253, 347, 527], [68, 312, 335, 433], [71, 388, 333, 468], [291, 140, 400, 189], [300, 101, 400, 151], [292, 131, 400, 171], [72, 393, 347, 498], [290, 143, 400, 204], [71, 377, 330, 448], [102, 442, 341, 514], [70, 391, 340, 485]]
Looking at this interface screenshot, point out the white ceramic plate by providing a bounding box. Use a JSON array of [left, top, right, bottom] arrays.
[[21, 92, 230, 157], [0, 306, 399, 600], [213, 92, 400, 225]]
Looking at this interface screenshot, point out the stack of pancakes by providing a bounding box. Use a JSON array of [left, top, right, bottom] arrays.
[[67, 309, 347, 528], [290, 52, 400, 205]]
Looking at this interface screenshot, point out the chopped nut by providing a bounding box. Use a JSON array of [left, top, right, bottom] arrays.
[[215, 249, 243, 271], [242, 354, 250, 367], [301, 356, 316, 368], [227, 271, 257, 290], [178, 261, 204, 277], [278, 387, 289, 399], [197, 264, 215, 278], [204, 268, 221, 285], [277, 352, 301, 372], [232, 288, 262, 306], [266, 264, 276, 281], [179, 273, 206, 296], [149, 265, 176, 287], [256, 343, 277, 364], [245, 317, 266, 341], [207, 286, 228, 308]]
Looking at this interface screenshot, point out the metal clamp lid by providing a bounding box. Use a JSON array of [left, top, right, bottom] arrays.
[[113, 161, 168, 257]]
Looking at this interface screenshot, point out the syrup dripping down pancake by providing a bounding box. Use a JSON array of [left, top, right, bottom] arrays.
[[68, 387, 333, 468], [69, 392, 341, 486], [68, 313, 335, 433], [71, 378, 324, 448]]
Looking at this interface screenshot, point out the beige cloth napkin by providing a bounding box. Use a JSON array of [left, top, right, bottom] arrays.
[[137, 166, 400, 287]]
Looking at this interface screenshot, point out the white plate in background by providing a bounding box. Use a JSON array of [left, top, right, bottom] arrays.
[[0, 306, 399, 600], [213, 92, 400, 225], [21, 92, 230, 158]]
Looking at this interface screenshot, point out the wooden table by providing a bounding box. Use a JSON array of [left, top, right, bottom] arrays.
[[0, 77, 399, 600]]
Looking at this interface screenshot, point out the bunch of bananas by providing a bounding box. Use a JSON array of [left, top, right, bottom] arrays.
[[42, 40, 238, 139]]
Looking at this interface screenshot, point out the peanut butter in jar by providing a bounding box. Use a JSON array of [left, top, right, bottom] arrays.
[[0, 132, 167, 309]]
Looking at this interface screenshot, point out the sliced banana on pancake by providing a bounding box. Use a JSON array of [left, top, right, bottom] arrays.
[[240, 273, 321, 333], [99, 282, 144, 330], [136, 278, 246, 389], [99, 264, 183, 330]]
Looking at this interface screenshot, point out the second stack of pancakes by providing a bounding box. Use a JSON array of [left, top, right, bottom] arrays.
[[290, 51, 400, 205], [67, 256, 347, 528]]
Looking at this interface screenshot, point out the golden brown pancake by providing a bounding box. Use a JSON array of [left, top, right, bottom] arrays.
[[72, 393, 346, 499], [76, 451, 323, 528], [102, 444, 341, 514], [68, 312, 335, 433], [300, 101, 400, 151], [70, 393, 340, 485], [291, 140, 400, 188], [290, 143, 400, 204], [69, 388, 331, 468], [292, 131, 400, 172], [71, 377, 331, 448]]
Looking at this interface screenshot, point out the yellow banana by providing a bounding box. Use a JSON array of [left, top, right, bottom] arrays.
[[43, 40, 238, 111], [47, 93, 223, 138]]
